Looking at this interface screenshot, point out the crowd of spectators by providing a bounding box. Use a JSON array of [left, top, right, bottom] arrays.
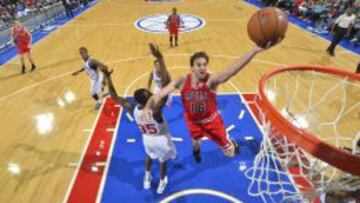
[[261, 0, 360, 45], [2, 0, 360, 46], [0, 0, 90, 27], [1, 0, 58, 27]]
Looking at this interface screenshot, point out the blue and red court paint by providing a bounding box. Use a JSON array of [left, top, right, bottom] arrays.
[[65, 98, 121, 203], [65, 93, 299, 203]]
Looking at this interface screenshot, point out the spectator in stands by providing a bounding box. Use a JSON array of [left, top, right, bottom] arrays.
[[61, 0, 73, 18], [326, 6, 356, 56], [310, 1, 328, 25], [350, 16, 360, 44]]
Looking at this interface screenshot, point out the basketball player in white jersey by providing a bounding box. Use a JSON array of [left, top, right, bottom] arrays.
[[103, 44, 176, 194], [147, 59, 173, 106], [72, 47, 108, 110]]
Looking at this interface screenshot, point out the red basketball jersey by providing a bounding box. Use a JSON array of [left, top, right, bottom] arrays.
[[13, 27, 30, 45], [181, 74, 218, 121], [168, 14, 180, 27]]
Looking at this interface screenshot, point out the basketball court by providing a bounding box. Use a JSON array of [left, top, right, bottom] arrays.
[[0, 0, 359, 203]]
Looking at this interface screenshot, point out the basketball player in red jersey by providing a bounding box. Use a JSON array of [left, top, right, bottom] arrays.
[[167, 7, 182, 47], [12, 20, 36, 74], [143, 43, 279, 162]]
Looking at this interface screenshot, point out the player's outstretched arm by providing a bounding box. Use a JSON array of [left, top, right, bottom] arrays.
[[208, 42, 280, 89], [207, 46, 264, 88], [103, 70, 134, 112], [142, 77, 184, 121], [147, 71, 153, 91], [149, 43, 170, 88], [72, 67, 85, 76]]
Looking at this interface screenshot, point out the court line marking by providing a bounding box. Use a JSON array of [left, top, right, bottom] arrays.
[[93, 66, 189, 202], [126, 139, 136, 143], [104, 53, 287, 67], [68, 162, 79, 167], [95, 66, 166, 202], [105, 0, 219, 8], [94, 65, 194, 203], [106, 128, 115, 132], [226, 124, 236, 132], [2, 1, 354, 200], [0, 53, 285, 103], [93, 64, 291, 201], [66, 19, 247, 27], [0, 54, 287, 202], [0, 71, 74, 102], [171, 137, 184, 142], [95, 162, 107, 167], [238, 109, 245, 120], [126, 112, 134, 122], [159, 188, 243, 203], [1, 54, 290, 202], [245, 136, 254, 141], [62, 98, 108, 203], [0, 3, 280, 202]]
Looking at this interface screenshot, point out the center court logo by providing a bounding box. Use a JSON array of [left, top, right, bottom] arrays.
[[135, 14, 206, 33]]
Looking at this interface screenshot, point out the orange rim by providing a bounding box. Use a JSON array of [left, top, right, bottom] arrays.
[[258, 66, 360, 176]]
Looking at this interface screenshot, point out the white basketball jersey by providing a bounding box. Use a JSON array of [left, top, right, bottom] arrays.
[[152, 69, 162, 89], [84, 58, 99, 81], [133, 105, 168, 136]]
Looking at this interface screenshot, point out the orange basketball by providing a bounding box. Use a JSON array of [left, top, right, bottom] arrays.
[[247, 7, 288, 47]]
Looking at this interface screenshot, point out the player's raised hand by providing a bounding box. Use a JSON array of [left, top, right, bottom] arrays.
[[149, 43, 163, 59], [253, 37, 284, 53], [103, 68, 113, 76]]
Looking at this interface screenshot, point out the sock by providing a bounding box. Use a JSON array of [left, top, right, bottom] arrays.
[[145, 171, 150, 179]]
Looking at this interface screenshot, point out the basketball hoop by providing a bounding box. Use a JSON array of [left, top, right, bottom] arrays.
[[245, 66, 360, 202]]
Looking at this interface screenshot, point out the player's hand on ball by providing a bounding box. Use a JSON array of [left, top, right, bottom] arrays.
[[253, 38, 284, 52]]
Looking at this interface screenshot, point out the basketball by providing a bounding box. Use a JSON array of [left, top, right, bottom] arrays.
[[247, 7, 288, 47]]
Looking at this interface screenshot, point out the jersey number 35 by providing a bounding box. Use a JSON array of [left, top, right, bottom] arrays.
[[137, 124, 159, 135]]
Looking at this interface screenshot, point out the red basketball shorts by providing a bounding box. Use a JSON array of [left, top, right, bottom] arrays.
[[168, 25, 179, 35], [17, 43, 31, 55], [185, 113, 231, 149]]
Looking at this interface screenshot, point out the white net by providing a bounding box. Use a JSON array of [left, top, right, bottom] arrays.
[[245, 67, 360, 203]]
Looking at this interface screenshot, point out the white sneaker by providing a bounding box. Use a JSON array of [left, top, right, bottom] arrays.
[[143, 174, 151, 189], [157, 176, 168, 194]]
